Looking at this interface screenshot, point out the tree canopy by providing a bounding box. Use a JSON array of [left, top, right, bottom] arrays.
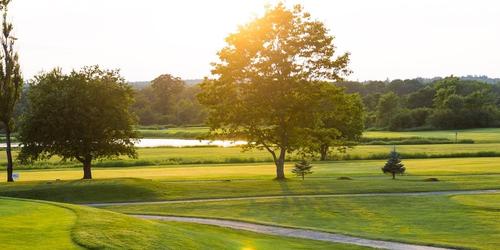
[[18, 66, 139, 179], [199, 3, 351, 179], [305, 84, 364, 161], [132, 75, 206, 126]]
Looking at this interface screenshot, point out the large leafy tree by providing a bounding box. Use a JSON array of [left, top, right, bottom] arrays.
[[0, 0, 22, 182], [198, 3, 350, 179], [307, 84, 364, 161], [18, 66, 139, 179]]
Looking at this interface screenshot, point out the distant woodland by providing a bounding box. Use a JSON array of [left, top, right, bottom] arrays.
[[127, 75, 500, 131]]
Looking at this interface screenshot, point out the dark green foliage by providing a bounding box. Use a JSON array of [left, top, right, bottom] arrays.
[[337, 176, 352, 180], [338, 76, 500, 130], [424, 178, 439, 182], [376, 92, 400, 127], [306, 85, 364, 161], [132, 74, 207, 126], [0, 0, 22, 182], [406, 87, 435, 109], [382, 150, 406, 179], [17, 66, 139, 179], [292, 160, 313, 180], [389, 108, 432, 130]]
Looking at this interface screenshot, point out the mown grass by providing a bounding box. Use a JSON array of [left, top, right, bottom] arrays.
[[136, 127, 500, 143], [1, 157, 499, 203], [363, 128, 500, 143], [451, 193, 500, 211], [0, 198, 362, 249], [138, 127, 209, 139], [0, 198, 81, 249], [106, 193, 500, 250], [360, 137, 474, 145], [5, 143, 500, 170], [2, 157, 500, 182]]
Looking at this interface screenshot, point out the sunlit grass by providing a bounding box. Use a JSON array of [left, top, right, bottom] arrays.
[[1, 157, 500, 182], [0, 198, 362, 249], [1, 157, 499, 204], [0, 198, 80, 249], [4, 143, 500, 170], [138, 127, 209, 139], [135, 127, 500, 142], [363, 128, 500, 143], [106, 194, 500, 250], [136, 127, 500, 143]]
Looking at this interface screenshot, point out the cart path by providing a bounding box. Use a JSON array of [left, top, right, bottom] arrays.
[[87, 189, 499, 207], [135, 214, 453, 250]]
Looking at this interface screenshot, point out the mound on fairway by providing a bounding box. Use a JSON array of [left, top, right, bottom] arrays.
[[0, 197, 364, 249]]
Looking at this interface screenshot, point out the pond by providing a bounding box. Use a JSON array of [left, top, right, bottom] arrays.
[[0, 139, 247, 148], [136, 139, 247, 148]]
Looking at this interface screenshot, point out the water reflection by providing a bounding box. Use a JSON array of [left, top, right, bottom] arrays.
[[0, 139, 247, 148]]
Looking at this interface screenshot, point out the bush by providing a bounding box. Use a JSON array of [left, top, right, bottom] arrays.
[[424, 178, 439, 182], [337, 176, 353, 180]]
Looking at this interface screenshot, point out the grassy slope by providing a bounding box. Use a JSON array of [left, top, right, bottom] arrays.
[[1, 157, 499, 203], [106, 194, 500, 250], [0, 198, 363, 250], [0, 199, 81, 249]]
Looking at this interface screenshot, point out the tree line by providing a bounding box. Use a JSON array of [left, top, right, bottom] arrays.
[[132, 72, 500, 132], [337, 77, 500, 130]]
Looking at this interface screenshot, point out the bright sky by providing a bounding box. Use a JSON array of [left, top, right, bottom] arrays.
[[10, 0, 500, 82]]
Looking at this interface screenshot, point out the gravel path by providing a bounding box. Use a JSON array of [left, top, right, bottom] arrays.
[[135, 214, 452, 250], [87, 189, 499, 207]]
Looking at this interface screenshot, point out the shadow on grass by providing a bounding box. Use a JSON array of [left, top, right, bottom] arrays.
[[0, 178, 165, 204]]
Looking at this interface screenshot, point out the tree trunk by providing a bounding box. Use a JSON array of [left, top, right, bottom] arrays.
[[392, 172, 396, 180], [275, 148, 286, 180], [82, 157, 92, 179], [319, 144, 329, 161], [301, 173, 304, 180], [5, 125, 14, 182]]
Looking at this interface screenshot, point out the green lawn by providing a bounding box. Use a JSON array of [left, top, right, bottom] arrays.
[[1, 157, 499, 203], [1, 155, 498, 249], [137, 127, 500, 143], [2, 157, 500, 181], [0, 198, 364, 249], [106, 193, 500, 250], [138, 126, 209, 139], [0, 198, 80, 249], [364, 128, 500, 143], [4, 142, 500, 170]]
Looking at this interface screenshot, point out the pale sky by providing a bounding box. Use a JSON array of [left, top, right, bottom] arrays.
[[9, 0, 500, 82]]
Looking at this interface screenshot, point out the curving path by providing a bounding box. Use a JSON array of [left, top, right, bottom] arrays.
[[87, 189, 499, 207], [135, 214, 452, 250]]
